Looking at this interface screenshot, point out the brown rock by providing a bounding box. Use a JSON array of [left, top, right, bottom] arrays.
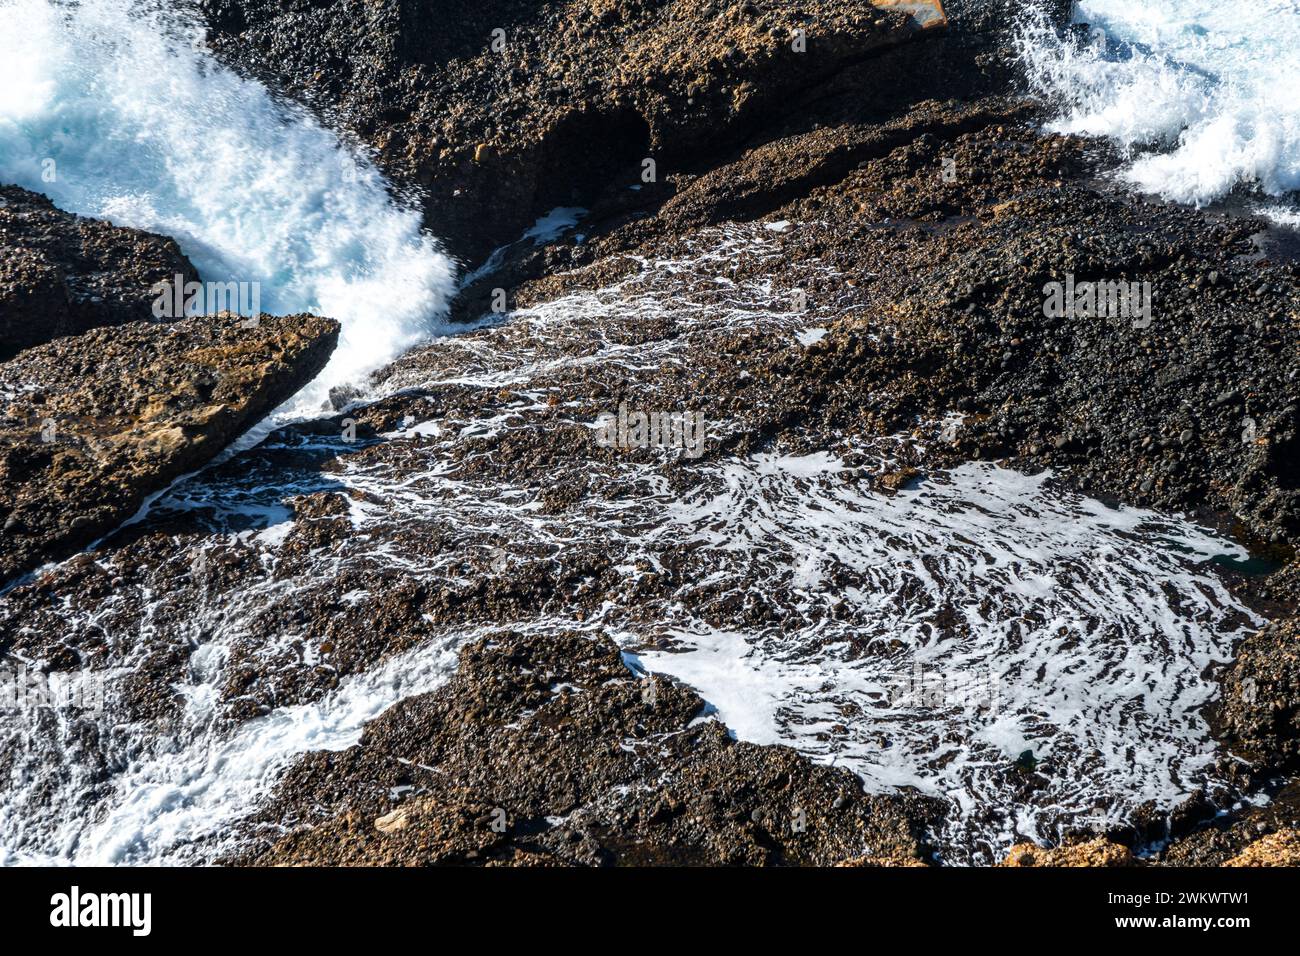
[[201, 0, 944, 265], [226, 632, 943, 866], [837, 854, 928, 867], [1223, 829, 1300, 867], [0, 185, 199, 355], [0, 313, 338, 585], [374, 808, 410, 834], [1001, 838, 1133, 867]]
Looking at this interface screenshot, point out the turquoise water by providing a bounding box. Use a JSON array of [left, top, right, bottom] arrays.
[[0, 0, 456, 400]]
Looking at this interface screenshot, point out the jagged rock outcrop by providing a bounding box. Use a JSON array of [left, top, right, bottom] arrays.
[[0, 185, 199, 356], [201, 0, 981, 266], [0, 314, 338, 588]]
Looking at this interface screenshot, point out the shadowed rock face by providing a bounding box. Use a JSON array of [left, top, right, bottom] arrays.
[[0, 185, 199, 357], [0, 314, 338, 589], [228, 631, 941, 866], [1157, 778, 1300, 866], [200, 0, 953, 267]]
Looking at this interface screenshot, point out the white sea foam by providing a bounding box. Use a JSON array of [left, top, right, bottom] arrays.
[[622, 453, 1258, 858], [1019, 0, 1300, 217], [0, 0, 456, 404], [0, 221, 1265, 865], [0, 633, 466, 865]]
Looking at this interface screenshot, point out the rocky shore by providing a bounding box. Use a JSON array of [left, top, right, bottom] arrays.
[[0, 313, 338, 587], [0, 185, 198, 356], [0, 1, 1295, 866], [228, 632, 940, 866]]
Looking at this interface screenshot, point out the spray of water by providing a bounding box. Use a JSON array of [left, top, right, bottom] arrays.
[[0, 0, 457, 402], [1017, 0, 1300, 218]]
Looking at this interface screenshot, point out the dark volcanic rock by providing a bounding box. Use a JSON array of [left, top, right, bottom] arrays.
[[201, 0, 953, 266], [471, 93, 1300, 551], [1158, 778, 1300, 866], [0, 314, 338, 586], [1213, 618, 1300, 775], [228, 631, 941, 866], [0, 185, 199, 356], [944, 0, 1072, 40]]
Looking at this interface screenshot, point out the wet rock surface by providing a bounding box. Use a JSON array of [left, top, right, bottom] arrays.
[[1155, 779, 1300, 867], [218, 0, 1295, 864], [0, 206, 1277, 863], [1213, 618, 1300, 777], [228, 632, 939, 866], [0, 313, 338, 588], [0, 185, 199, 356], [488, 107, 1299, 552]]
